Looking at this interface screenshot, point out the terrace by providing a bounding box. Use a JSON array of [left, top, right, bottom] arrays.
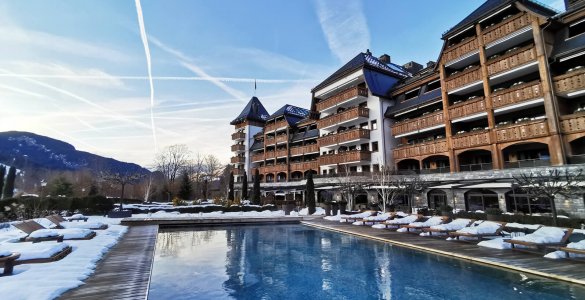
[[315, 86, 368, 112]]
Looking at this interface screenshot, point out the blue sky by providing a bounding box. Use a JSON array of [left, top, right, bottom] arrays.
[[0, 0, 564, 167]]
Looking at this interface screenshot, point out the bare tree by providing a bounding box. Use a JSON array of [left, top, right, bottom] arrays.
[[370, 165, 401, 213], [399, 175, 429, 213], [514, 168, 584, 226], [100, 171, 145, 210], [155, 144, 192, 183], [336, 164, 366, 211]]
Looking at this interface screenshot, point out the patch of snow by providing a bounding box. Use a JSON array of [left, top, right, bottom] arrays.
[[298, 207, 325, 216], [0, 250, 12, 257], [371, 224, 386, 229], [478, 237, 512, 250], [385, 215, 418, 225], [505, 223, 542, 230], [544, 251, 565, 259], [510, 227, 567, 244], [339, 211, 373, 222], [29, 228, 93, 240], [323, 214, 341, 221], [456, 221, 502, 235], [363, 213, 392, 222], [396, 228, 408, 232], [407, 216, 443, 228], [1, 242, 70, 261], [352, 221, 363, 226], [430, 218, 472, 231]]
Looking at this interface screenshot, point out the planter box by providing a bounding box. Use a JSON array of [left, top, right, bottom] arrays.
[[108, 210, 132, 218]]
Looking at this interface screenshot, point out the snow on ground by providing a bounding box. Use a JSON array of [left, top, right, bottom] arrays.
[[0, 216, 126, 300], [29, 228, 93, 240], [407, 216, 443, 228], [385, 215, 418, 225], [298, 207, 325, 216], [429, 218, 473, 232], [478, 238, 512, 250], [128, 209, 287, 219], [545, 239, 585, 259]]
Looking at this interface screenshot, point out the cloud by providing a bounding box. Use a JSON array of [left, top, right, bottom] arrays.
[[315, 0, 370, 63]]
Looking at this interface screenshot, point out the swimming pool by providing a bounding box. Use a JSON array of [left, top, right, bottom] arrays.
[[148, 225, 585, 299]]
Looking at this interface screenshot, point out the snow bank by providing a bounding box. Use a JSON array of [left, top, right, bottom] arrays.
[[372, 224, 386, 229], [298, 207, 325, 216], [478, 238, 512, 250], [0, 249, 12, 257], [1, 242, 70, 261], [385, 215, 418, 225], [510, 227, 567, 244], [407, 216, 443, 228], [339, 212, 373, 222], [363, 213, 392, 222], [430, 218, 472, 231], [456, 221, 502, 235]]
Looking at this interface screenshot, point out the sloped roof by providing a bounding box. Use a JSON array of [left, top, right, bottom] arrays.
[[311, 52, 410, 93], [268, 104, 311, 127], [443, 0, 557, 39], [230, 97, 270, 125]]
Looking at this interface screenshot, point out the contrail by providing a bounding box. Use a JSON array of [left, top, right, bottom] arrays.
[[0, 73, 312, 83], [134, 0, 158, 152]]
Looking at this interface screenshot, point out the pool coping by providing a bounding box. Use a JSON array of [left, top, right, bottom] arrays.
[[302, 220, 585, 286], [121, 216, 303, 226]]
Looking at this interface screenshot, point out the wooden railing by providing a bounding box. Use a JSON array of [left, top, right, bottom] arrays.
[[391, 111, 444, 136], [251, 153, 264, 162], [495, 119, 549, 143], [290, 161, 319, 172], [232, 168, 244, 175], [482, 13, 531, 45], [290, 144, 319, 156], [275, 149, 288, 157], [319, 151, 371, 166], [560, 113, 585, 134], [317, 107, 369, 129], [265, 137, 275, 146], [261, 164, 288, 174], [316, 86, 368, 111], [276, 135, 288, 144], [231, 131, 245, 140], [317, 128, 370, 147], [265, 119, 288, 132], [492, 81, 542, 108], [451, 130, 491, 149], [230, 156, 245, 164], [231, 144, 245, 152], [553, 69, 585, 95], [444, 67, 482, 92], [443, 37, 479, 63], [393, 139, 448, 160], [449, 97, 486, 119], [486, 44, 536, 76]]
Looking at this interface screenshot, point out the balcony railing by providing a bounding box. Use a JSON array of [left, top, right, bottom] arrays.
[[290, 161, 319, 172], [443, 37, 479, 64], [451, 130, 491, 149], [231, 131, 245, 140], [290, 144, 319, 156], [319, 150, 371, 166], [420, 166, 450, 174], [275, 149, 288, 157], [318, 128, 370, 147], [276, 135, 288, 144], [486, 44, 536, 76], [391, 111, 444, 136], [231, 144, 245, 152], [554, 69, 585, 95], [482, 13, 531, 45], [261, 164, 288, 174], [251, 153, 264, 162], [568, 154, 585, 164], [265, 119, 288, 132], [265, 137, 276, 146], [492, 81, 542, 109], [495, 119, 549, 143], [393, 139, 448, 160], [560, 113, 585, 134], [449, 97, 486, 119], [316, 86, 368, 111], [232, 168, 244, 175], [231, 156, 245, 164], [317, 107, 369, 129], [459, 163, 493, 172], [444, 66, 482, 92], [504, 158, 551, 169]]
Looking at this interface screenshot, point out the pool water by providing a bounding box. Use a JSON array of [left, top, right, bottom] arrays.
[[148, 225, 585, 299]]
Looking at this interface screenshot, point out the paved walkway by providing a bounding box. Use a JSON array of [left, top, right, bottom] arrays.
[[59, 225, 158, 300], [303, 218, 585, 285]]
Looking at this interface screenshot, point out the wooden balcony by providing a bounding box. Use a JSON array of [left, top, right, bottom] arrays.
[[452, 130, 491, 150], [391, 111, 444, 136], [443, 37, 479, 64], [319, 151, 371, 166], [560, 113, 585, 134], [492, 81, 542, 109], [486, 44, 536, 76], [444, 66, 482, 92], [495, 119, 549, 143], [231, 156, 245, 164], [317, 107, 369, 129], [231, 131, 245, 140], [261, 164, 288, 174], [232, 168, 244, 176], [290, 144, 319, 156], [265, 119, 288, 132], [393, 139, 448, 160], [449, 97, 486, 119], [553, 69, 585, 96], [315, 86, 368, 112], [290, 161, 319, 172], [251, 153, 264, 162], [482, 13, 531, 45], [231, 144, 245, 152], [265, 137, 276, 146], [317, 128, 370, 147], [275, 149, 288, 158], [276, 135, 288, 144]]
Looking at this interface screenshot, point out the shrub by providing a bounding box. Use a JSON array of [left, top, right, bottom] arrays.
[[485, 208, 503, 215], [172, 197, 186, 207], [417, 207, 430, 216]]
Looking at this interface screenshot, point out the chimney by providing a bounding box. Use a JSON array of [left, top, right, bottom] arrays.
[[427, 61, 436, 68], [402, 61, 424, 74], [379, 54, 391, 64]]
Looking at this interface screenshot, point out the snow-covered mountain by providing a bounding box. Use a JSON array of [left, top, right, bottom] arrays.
[[0, 131, 150, 174]]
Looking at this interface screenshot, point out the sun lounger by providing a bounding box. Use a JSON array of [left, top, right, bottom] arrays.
[[558, 240, 585, 259], [0, 252, 20, 276], [401, 216, 448, 233], [46, 215, 108, 230], [423, 219, 475, 236], [63, 214, 88, 222], [359, 212, 395, 225], [1, 242, 72, 265], [449, 221, 507, 241], [505, 227, 573, 254], [340, 211, 376, 223], [14, 220, 96, 242], [381, 215, 423, 230]]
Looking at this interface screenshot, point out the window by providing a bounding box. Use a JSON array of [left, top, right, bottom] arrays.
[[362, 165, 370, 173], [426, 79, 440, 91], [371, 142, 379, 152], [405, 88, 419, 100], [360, 122, 368, 129], [370, 120, 377, 130], [569, 19, 585, 39]]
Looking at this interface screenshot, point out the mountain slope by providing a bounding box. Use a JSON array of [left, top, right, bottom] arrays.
[[0, 131, 150, 174]]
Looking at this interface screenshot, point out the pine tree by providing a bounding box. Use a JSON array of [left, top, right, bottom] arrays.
[[228, 171, 234, 201], [252, 168, 261, 205], [3, 166, 16, 199], [0, 166, 5, 200], [306, 171, 316, 215], [242, 171, 248, 200], [178, 171, 192, 200]]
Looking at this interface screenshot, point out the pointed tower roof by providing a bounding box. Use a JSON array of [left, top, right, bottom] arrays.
[[230, 96, 270, 125]]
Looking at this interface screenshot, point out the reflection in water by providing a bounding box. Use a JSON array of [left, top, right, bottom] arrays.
[[149, 225, 585, 300]]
